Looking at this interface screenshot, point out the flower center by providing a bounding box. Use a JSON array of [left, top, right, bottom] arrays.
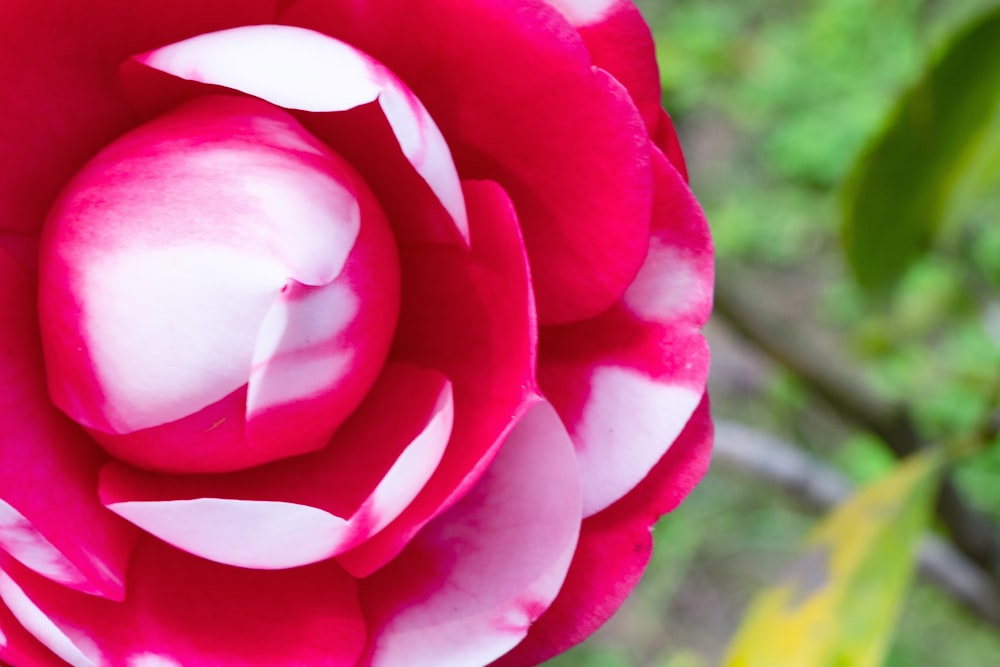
[[38, 95, 400, 473]]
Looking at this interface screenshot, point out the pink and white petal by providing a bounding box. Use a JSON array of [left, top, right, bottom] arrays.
[[40, 95, 365, 444], [126, 24, 468, 244], [543, 0, 663, 134], [0, 538, 366, 667], [361, 401, 581, 667], [0, 598, 67, 667], [0, 0, 279, 235], [538, 148, 712, 516], [99, 363, 453, 569], [281, 0, 653, 324], [337, 181, 537, 577], [623, 148, 713, 328], [490, 397, 712, 666], [245, 183, 400, 463], [0, 248, 136, 600]]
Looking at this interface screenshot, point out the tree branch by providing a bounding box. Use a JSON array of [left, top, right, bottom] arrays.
[[714, 419, 1000, 627], [713, 272, 1000, 589]]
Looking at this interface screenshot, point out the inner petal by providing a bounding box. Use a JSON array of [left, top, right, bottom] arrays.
[[38, 94, 399, 473]]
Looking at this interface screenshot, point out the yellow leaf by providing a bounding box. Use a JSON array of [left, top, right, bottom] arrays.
[[721, 449, 943, 667]]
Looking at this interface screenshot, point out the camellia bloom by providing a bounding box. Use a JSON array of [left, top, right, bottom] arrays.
[[0, 1, 713, 666]]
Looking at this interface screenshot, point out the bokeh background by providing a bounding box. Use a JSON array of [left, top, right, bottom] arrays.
[[546, 0, 1000, 664]]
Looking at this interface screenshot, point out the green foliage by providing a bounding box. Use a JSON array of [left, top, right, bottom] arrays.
[[841, 5, 1000, 292]]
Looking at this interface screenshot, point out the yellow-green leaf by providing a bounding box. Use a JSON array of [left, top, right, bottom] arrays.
[[721, 450, 943, 667], [841, 6, 1000, 293]]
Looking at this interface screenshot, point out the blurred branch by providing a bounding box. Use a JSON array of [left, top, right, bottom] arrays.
[[713, 273, 1000, 593], [714, 419, 1000, 628]]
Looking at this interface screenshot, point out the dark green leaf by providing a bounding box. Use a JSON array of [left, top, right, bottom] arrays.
[[841, 6, 1000, 292]]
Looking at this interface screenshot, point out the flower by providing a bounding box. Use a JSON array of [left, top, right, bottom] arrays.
[[0, 1, 713, 665]]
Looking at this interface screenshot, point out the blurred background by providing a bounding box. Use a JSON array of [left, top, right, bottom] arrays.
[[546, 0, 1000, 664]]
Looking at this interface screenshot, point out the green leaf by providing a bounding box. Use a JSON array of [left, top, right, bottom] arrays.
[[841, 6, 1000, 293], [721, 450, 943, 667]]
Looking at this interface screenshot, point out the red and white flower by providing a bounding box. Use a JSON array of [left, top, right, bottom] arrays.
[[0, 1, 713, 665]]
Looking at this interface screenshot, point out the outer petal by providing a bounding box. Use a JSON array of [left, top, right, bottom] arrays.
[[543, 0, 663, 133], [123, 24, 469, 245], [0, 248, 136, 600], [338, 180, 537, 577], [654, 109, 689, 182], [281, 0, 654, 324], [538, 149, 713, 516], [99, 363, 453, 569], [541, 1, 690, 179], [491, 396, 712, 666], [0, 0, 278, 234], [361, 401, 582, 667], [0, 538, 365, 667]]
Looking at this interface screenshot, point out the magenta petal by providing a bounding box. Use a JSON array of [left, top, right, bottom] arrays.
[[491, 397, 712, 666], [0, 248, 136, 600], [0, 600, 66, 667], [99, 363, 453, 569], [0, 538, 366, 666], [337, 181, 537, 577], [126, 24, 468, 244], [654, 109, 689, 182], [539, 148, 713, 516], [0, 0, 279, 235], [361, 401, 581, 667], [544, 0, 663, 134], [281, 0, 654, 323]]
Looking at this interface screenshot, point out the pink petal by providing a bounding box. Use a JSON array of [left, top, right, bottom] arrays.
[[39, 95, 398, 473], [0, 600, 66, 667], [544, 0, 664, 134], [538, 149, 713, 516], [0, 538, 366, 666], [41, 95, 357, 431], [624, 149, 713, 328], [491, 397, 712, 666], [0, 0, 279, 235], [100, 363, 453, 569], [361, 401, 582, 667], [281, 0, 654, 324], [0, 247, 136, 600], [337, 180, 538, 577], [125, 24, 468, 245], [654, 109, 689, 182], [245, 178, 401, 465]]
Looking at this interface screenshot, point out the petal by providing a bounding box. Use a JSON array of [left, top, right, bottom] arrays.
[[361, 401, 582, 667], [654, 109, 689, 182], [40, 95, 362, 436], [543, 0, 664, 134], [0, 538, 366, 667], [337, 180, 538, 577], [0, 247, 136, 600], [244, 175, 401, 466], [490, 397, 712, 666], [282, 0, 654, 323], [0, 599, 66, 667], [538, 149, 712, 516], [623, 149, 713, 328], [99, 363, 453, 569], [124, 24, 468, 245], [0, 0, 279, 234]]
